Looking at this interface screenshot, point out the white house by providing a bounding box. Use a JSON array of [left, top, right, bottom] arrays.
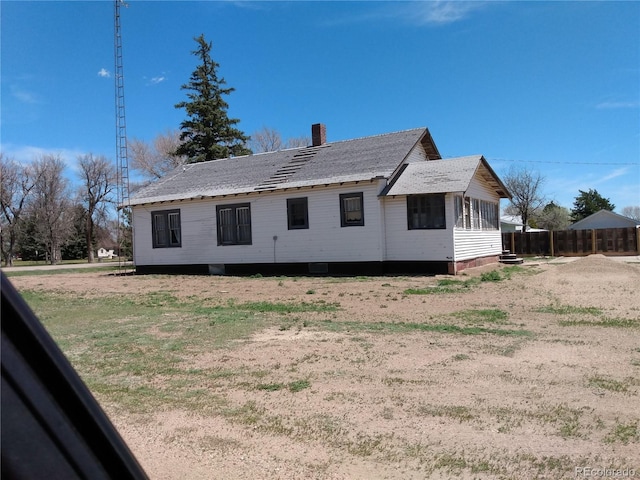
[[568, 210, 640, 230], [97, 248, 115, 259], [128, 125, 511, 275], [500, 215, 524, 232]]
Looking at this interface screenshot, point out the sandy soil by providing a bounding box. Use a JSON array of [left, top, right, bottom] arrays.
[[9, 255, 640, 479]]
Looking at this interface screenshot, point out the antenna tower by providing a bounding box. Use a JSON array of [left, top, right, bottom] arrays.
[[114, 0, 131, 273]]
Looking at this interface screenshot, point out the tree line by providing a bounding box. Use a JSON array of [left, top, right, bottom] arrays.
[[1, 153, 117, 266], [503, 165, 639, 231]]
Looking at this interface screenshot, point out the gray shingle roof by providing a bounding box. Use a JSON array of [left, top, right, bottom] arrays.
[[382, 155, 511, 198], [129, 127, 435, 206]]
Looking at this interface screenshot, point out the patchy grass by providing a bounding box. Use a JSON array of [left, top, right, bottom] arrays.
[[604, 422, 639, 444], [404, 278, 478, 295], [3, 266, 122, 277], [588, 376, 630, 393], [14, 264, 639, 479], [317, 319, 532, 337], [451, 309, 509, 325], [535, 305, 604, 316], [535, 304, 639, 328], [558, 317, 639, 328], [288, 379, 311, 392], [236, 300, 339, 313], [404, 266, 531, 295], [19, 289, 331, 414], [256, 380, 311, 393]]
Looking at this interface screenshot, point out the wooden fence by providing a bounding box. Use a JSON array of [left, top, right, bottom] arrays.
[[502, 227, 640, 257]]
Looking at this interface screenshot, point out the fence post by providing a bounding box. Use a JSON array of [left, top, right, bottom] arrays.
[[591, 229, 596, 254], [637, 227, 640, 254], [549, 230, 554, 257], [511, 232, 515, 253]]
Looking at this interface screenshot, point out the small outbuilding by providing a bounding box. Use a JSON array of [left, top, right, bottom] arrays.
[[128, 125, 511, 275], [568, 210, 640, 230]]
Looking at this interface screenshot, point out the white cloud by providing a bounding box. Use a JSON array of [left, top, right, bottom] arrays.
[[98, 68, 111, 78], [596, 101, 640, 109], [150, 76, 166, 85], [319, 0, 489, 28], [11, 86, 38, 104], [598, 167, 629, 183], [0, 143, 85, 166], [403, 1, 489, 26]]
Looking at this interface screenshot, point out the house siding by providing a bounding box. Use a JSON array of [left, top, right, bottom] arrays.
[[404, 145, 428, 163], [133, 181, 386, 267], [453, 174, 503, 261], [382, 195, 454, 261]]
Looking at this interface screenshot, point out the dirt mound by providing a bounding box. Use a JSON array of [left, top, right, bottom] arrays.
[[553, 254, 640, 277], [525, 254, 640, 315]]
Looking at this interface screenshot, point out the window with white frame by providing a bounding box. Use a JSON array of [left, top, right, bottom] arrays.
[[473, 199, 481, 229], [464, 197, 472, 229], [454, 195, 464, 228], [454, 196, 499, 230], [152, 209, 181, 248], [217, 203, 252, 245], [481, 200, 499, 230]]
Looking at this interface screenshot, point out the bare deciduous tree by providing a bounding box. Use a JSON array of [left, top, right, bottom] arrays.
[[620, 205, 640, 221], [31, 155, 73, 264], [77, 154, 117, 262], [285, 135, 311, 149], [503, 166, 546, 232], [129, 129, 186, 181], [249, 126, 284, 153], [0, 154, 37, 266], [249, 126, 311, 153]]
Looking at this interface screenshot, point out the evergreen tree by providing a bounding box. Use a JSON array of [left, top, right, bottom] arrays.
[[571, 189, 615, 221], [62, 204, 89, 260], [15, 211, 46, 262], [175, 34, 251, 163]]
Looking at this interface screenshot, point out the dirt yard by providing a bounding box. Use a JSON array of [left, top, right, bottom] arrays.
[[8, 255, 640, 479]]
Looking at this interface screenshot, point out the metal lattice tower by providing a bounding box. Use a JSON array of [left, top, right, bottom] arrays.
[[114, 0, 131, 273]]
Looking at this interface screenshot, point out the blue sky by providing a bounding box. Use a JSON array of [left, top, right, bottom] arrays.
[[2, 1, 639, 211]]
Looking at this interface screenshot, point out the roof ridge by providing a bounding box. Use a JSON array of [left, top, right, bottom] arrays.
[[327, 127, 426, 146], [181, 128, 426, 166]]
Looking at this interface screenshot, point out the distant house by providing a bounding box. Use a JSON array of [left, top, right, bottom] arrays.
[[500, 215, 524, 232], [97, 248, 115, 259], [569, 210, 640, 230], [128, 125, 511, 275]]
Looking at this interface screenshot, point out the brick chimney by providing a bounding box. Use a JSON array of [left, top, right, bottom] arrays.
[[311, 123, 326, 147]]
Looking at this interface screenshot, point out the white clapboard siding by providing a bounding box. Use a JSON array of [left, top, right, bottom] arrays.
[[453, 174, 503, 261], [133, 181, 386, 266], [382, 195, 455, 261], [133, 199, 217, 266], [404, 144, 428, 163]]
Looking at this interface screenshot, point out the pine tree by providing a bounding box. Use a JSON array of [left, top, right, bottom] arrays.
[[571, 189, 615, 221], [175, 34, 251, 163]]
